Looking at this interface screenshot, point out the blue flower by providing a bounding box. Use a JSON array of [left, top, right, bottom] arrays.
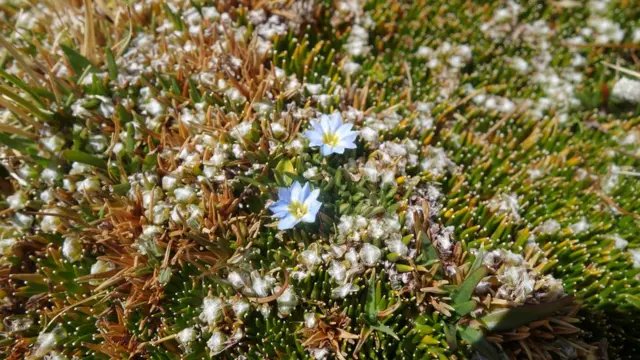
[[270, 181, 322, 230], [305, 112, 359, 156]]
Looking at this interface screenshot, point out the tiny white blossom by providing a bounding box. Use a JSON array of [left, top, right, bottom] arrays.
[[40, 210, 62, 233], [33, 327, 66, 358], [90, 260, 115, 285], [6, 191, 27, 210], [250, 271, 272, 297], [62, 236, 82, 262], [608, 234, 628, 250], [359, 243, 382, 267], [612, 77, 640, 104], [200, 297, 224, 325], [162, 175, 178, 191], [569, 217, 589, 234], [386, 238, 408, 256], [174, 187, 196, 203], [177, 327, 197, 347], [0, 238, 16, 256], [227, 271, 247, 289], [276, 286, 298, 316], [537, 219, 561, 234], [304, 312, 317, 328], [630, 248, 640, 268], [331, 282, 359, 298], [328, 260, 347, 282], [232, 299, 250, 317], [41, 134, 65, 153], [207, 330, 227, 354]]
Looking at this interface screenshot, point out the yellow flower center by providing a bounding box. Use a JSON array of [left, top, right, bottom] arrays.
[[322, 132, 340, 147], [288, 201, 308, 219]]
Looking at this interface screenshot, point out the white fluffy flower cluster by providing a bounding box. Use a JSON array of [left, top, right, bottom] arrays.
[[612, 77, 640, 104], [358, 123, 423, 186], [337, 215, 402, 247], [481, 248, 565, 304], [189, 294, 251, 354], [226, 269, 297, 317], [404, 183, 443, 230], [488, 193, 521, 221], [358, 111, 401, 147], [415, 42, 472, 99], [479, 1, 522, 40], [286, 214, 411, 299]]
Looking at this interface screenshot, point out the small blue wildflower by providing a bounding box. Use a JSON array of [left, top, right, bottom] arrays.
[[305, 112, 359, 156], [270, 181, 321, 230]]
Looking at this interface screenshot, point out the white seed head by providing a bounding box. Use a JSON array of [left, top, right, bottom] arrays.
[[90, 260, 115, 285], [162, 175, 178, 191], [250, 271, 272, 297], [40, 210, 62, 233], [569, 217, 589, 234], [331, 282, 358, 299], [612, 77, 640, 103], [227, 271, 246, 289], [232, 299, 250, 317], [608, 234, 628, 250], [276, 286, 298, 316], [328, 260, 347, 283], [199, 297, 224, 325], [386, 238, 408, 257], [79, 177, 101, 193], [6, 191, 27, 210], [629, 248, 640, 269], [304, 312, 317, 328], [177, 327, 197, 346], [13, 212, 34, 229], [41, 134, 65, 153], [206, 330, 227, 354], [344, 248, 359, 267], [537, 219, 561, 234], [299, 244, 322, 269], [62, 236, 82, 262], [0, 238, 17, 256], [359, 243, 381, 267], [34, 326, 66, 358], [174, 187, 196, 203]]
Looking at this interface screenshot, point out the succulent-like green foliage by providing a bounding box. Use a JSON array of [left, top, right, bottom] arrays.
[[0, 0, 639, 359]]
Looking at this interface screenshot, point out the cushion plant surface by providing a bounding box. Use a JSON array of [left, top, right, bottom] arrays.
[[0, 0, 639, 359]]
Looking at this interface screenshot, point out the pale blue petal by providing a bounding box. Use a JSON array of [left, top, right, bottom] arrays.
[[329, 112, 342, 132], [319, 115, 332, 134], [270, 202, 290, 218], [308, 199, 322, 214], [272, 211, 290, 219], [303, 189, 320, 204], [332, 146, 345, 154], [278, 187, 291, 202], [321, 144, 334, 156], [311, 120, 324, 134], [278, 214, 299, 230], [338, 139, 357, 149], [335, 123, 353, 137], [290, 181, 302, 202], [301, 200, 321, 223], [305, 130, 324, 147], [340, 132, 359, 142], [300, 182, 311, 200]]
